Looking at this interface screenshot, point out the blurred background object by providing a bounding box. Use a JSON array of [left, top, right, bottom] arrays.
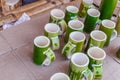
[[22, 0, 37, 5]]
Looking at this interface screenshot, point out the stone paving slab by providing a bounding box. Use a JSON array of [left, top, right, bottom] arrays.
[[0, 34, 12, 55], [14, 38, 68, 80], [14, 40, 120, 80], [0, 13, 49, 50], [0, 51, 35, 80]]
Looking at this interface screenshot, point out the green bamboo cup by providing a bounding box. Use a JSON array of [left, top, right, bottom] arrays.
[[117, 47, 120, 59], [115, 13, 120, 36], [44, 23, 60, 50], [65, 6, 79, 24], [50, 73, 70, 80], [62, 32, 86, 59], [64, 20, 84, 42], [99, 0, 118, 20], [99, 20, 117, 46], [49, 9, 67, 35], [86, 30, 107, 51], [68, 53, 93, 80], [87, 47, 106, 80], [78, 0, 93, 17], [84, 8, 100, 33], [33, 36, 55, 66]]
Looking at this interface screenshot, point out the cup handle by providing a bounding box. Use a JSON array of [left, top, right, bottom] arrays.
[[62, 42, 76, 59], [58, 20, 67, 35], [110, 29, 117, 41], [50, 36, 60, 50], [82, 68, 93, 80], [96, 19, 102, 25], [89, 4, 95, 9], [92, 65, 103, 80], [42, 48, 56, 66]]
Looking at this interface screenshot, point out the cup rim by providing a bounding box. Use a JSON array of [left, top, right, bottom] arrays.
[[87, 8, 100, 17], [34, 36, 50, 48], [90, 30, 107, 41], [87, 47, 106, 60], [102, 19, 116, 29], [66, 6, 79, 13], [110, 30, 117, 41], [68, 20, 84, 30], [44, 23, 60, 33], [71, 53, 89, 67], [50, 72, 70, 80], [83, 0, 93, 4], [70, 31, 86, 42], [50, 9, 65, 19]]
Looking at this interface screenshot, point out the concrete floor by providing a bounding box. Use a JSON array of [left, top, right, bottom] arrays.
[[0, 0, 120, 80]]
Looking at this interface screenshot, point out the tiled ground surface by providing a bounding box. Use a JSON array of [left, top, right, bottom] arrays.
[[0, 51, 35, 80], [0, 0, 120, 80]]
